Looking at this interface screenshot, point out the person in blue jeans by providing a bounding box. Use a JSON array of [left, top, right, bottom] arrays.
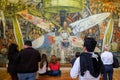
[[103, 65, 113, 80], [16, 40, 41, 80], [101, 44, 113, 80], [17, 73, 36, 80]]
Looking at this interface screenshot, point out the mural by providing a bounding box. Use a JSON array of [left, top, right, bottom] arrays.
[[0, 0, 120, 65]]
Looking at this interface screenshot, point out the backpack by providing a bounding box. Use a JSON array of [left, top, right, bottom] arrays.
[[113, 56, 119, 68], [80, 52, 104, 77]]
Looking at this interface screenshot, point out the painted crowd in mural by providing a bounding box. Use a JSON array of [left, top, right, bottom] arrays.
[[0, 0, 120, 65]]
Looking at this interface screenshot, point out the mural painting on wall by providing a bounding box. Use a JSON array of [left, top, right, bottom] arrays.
[[0, 0, 120, 64]]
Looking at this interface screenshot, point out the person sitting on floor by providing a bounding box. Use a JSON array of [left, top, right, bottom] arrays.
[[38, 54, 48, 75], [48, 55, 61, 76]]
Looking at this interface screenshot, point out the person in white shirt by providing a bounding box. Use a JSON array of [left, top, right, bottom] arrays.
[[101, 44, 113, 80], [70, 37, 104, 80], [38, 54, 48, 75]]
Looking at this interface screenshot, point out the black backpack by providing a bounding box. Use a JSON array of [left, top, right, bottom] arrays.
[[80, 52, 104, 78], [113, 56, 119, 68]]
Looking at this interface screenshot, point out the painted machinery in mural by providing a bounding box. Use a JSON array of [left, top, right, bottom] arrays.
[[0, 0, 120, 63]]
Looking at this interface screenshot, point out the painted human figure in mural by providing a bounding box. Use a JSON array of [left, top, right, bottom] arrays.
[[59, 21, 71, 48], [86, 29, 93, 38], [85, 26, 99, 40], [111, 38, 119, 54], [116, 39, 120, 52], [60, 30, 70, 48]]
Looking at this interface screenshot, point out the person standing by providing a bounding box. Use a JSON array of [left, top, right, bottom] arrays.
[[101, 44, 113, 80], [70, 52, 80, 67], [16, 40, 41, 80], [7, 43, 19, 80], [38, 54, 48, 75], [70, 37, 104, 80]]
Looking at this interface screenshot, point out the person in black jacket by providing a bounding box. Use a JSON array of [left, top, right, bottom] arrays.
[[7, 43, 19, 80], [16, 40, 41, 80]]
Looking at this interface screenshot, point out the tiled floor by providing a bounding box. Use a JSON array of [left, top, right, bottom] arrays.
[[0, 67, 120, 80]]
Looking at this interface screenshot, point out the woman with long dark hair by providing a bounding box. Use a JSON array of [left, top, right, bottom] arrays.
[[7, 43, 19, 80], [38, 54, 48, 75]]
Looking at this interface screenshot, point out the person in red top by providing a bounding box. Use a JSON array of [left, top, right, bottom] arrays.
[[48, 55, 61, 76]]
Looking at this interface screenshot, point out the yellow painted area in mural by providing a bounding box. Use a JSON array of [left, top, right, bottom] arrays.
[[50, 0, 81, 7], [105, 19, 114, 44], [8, 0, 19, 3], [102, 18, 114, 51], [43, 0, 84, 13], [13, 16, 24, 50]]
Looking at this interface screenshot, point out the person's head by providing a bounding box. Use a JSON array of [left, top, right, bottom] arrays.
[[8, 43, 18, 54], [63, 21, 68, 27], [75, 52, 80, 58], [50, 55, 57, 64], [40, 54, 48, 68], [83, 37, 97, 52], [41, 54, 47, 61], [24, 40, 32, 48], [104, 44, 110, 51]]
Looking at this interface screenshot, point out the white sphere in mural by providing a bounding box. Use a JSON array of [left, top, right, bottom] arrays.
[[8, 0, 19, 3]]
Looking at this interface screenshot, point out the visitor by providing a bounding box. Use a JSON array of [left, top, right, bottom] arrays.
[[7, 43, 19, 80], [59, 21, 71, 48], [101, 44, 113, 80], [70, 52, 80, 67], [48, 55, 61, 76], [16, 40, 41, 80], [70, 37, 104, 80], [38, 54, 48, 75]]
